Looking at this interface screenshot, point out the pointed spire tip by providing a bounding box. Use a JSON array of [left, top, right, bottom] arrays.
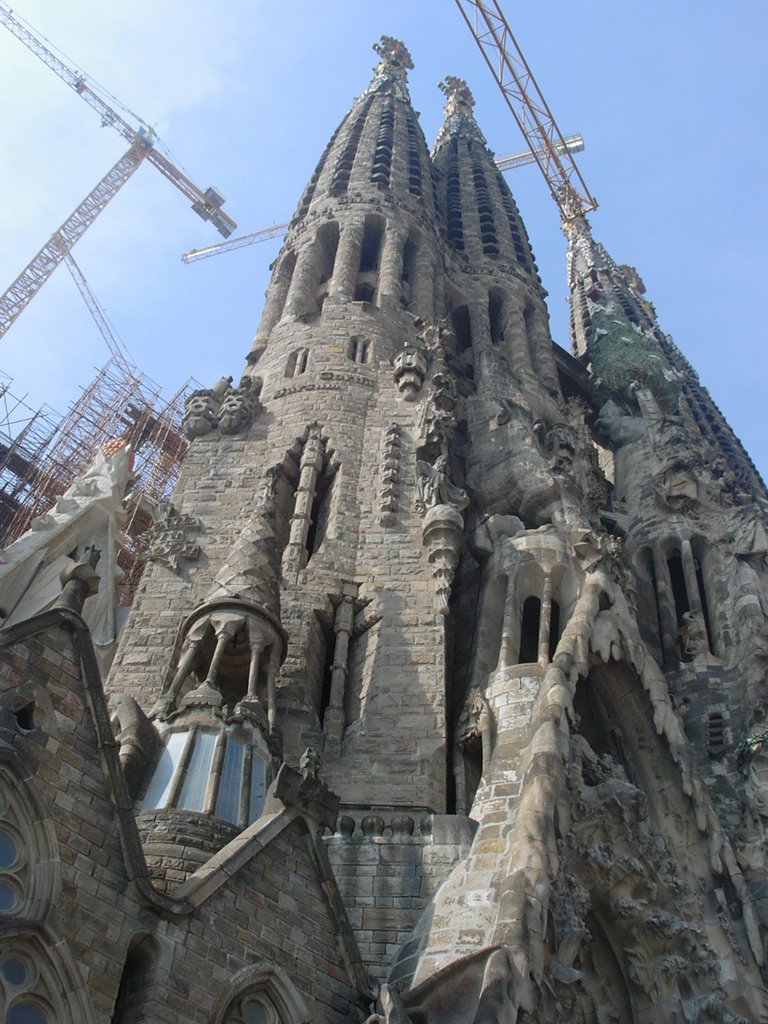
[[373, 36, 413, 72]]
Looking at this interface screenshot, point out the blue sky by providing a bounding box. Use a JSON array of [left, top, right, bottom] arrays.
[[0, 2, 766, 476]]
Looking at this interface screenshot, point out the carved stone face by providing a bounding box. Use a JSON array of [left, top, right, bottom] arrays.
[[182, 392, 218, 439], [217, 393, 251, 436]]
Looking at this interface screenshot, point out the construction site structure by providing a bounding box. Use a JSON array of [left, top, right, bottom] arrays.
[[455, 0, 597, 220], [0, 359, 191, 603]]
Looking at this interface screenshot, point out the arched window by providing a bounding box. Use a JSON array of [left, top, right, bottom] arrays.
[[401, 233, 417, 306], [225, 992, 281, 1023], [216, 964, 309, 1024], [488, 288, 505, 345], [285, 349, 309, 378], [1, 948, 56, 1024], [451, 305, 472, 353], [0, 933, 92, 1024], [518, 596, 541, 664], [347, 337, 370, 364], [354, 215, 385, 305], [0, 759, 60, 921]]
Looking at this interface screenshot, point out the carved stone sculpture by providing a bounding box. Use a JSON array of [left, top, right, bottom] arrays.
[[415, 455, 468, 516], [181, 388, 221, 439], [393, 344, 428, 400], [218, 376, 262, 435], [421, 503, 464, 615], [146, 501, 201, 573], [678, 610, 708, 659]]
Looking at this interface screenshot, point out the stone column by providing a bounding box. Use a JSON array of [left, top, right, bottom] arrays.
[[410, 242, 435, 319], [253, 255, 295, 342], [205, 614, 244, 687], [499, 575, 518, 668], [285, 242, 318, 317], [283, 434, 325, 577], [267, 643, 281, 731], [377, 223, 404, 310], [652, 547, 678, 663], [323, 584, 358, 742], [329, 221, 364, 299], [245, 619, 272, 701], [508, 306, 531, 378], [680, 539, 704, 617], [537, 572, 554, 665]]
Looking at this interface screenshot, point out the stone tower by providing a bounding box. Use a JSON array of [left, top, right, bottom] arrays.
[[1, 36, 767, 1024]]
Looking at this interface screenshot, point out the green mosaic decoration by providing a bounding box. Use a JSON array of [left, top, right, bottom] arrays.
[[588, 303, 681, 409]]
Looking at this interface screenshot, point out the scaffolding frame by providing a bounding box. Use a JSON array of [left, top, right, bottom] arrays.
[[0, 361, 192, 603]]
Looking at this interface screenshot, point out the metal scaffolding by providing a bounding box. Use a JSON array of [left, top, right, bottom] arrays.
[[0, 361, 192, 603]]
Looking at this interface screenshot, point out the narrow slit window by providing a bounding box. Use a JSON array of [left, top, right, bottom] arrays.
[[519, 596, 541, 663]]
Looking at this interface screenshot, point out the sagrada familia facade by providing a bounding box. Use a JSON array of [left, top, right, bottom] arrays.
[[2, 36, 768, 1024]]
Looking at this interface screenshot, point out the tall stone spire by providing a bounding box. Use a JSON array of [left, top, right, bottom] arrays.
[[432, 75, 539, 279], [250, 37, 439, 357]]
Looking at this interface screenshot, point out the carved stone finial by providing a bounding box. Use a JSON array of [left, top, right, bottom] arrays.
[[421, 503, 465, 615], [438, 75, 475, 115], [373, 36, 413, 72]]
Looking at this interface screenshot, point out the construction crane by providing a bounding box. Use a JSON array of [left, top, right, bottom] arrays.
[[63, 251, 135, 371], [180, 133, 585, 265], [454, 0, 597, 221], [0, 2, 236, 338]]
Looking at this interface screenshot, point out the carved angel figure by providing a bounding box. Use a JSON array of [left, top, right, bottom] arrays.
[[415, 455, 469, 516]]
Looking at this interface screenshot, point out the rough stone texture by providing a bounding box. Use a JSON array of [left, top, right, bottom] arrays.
[[2, 35, 767, 1024]]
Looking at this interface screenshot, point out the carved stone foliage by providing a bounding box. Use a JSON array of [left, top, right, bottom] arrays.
[[588, 301, 683, 410], [735, 728, 768, 931], [379, 422, 402, 526], [146, 501, 201, 572], [414, 321, 460, 455], [182, 375, 262, 439], [538, 738, 736, 1024]]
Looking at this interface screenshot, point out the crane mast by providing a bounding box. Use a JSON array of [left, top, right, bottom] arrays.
[[454, 0, 597, 221], [0, 142, 148, 338]]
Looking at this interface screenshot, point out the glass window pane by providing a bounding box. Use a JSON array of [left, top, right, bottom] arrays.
[[2, 956, 29, 986], [215, 739, 245, 825], [0, 827, 17, 869], [177, 730, 217, 811], [248, 755, 267, 823], [9, 1004, 48, 1024], [242, 997, 270, 1024], [141, 731, 188, 810]]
